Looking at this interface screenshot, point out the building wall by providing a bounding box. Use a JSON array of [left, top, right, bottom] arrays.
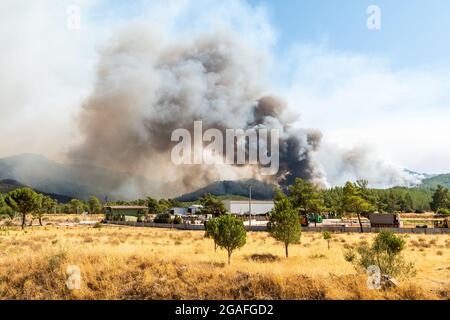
[[223, 200, 274, 215], [109, 208, 144, 217]]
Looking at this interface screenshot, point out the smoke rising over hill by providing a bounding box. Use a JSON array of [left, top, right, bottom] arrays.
[[70, 25, 420, 196], [70, 26, 324, 195]]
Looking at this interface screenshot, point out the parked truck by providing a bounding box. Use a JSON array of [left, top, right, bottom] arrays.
[[369, 213, 401, 228], [434, 218, 449, 228]]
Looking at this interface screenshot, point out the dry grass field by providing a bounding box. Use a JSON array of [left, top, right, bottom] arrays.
[[0, 217, 449, 300]]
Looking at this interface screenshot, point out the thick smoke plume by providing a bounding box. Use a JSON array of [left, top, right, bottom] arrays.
[[70, 25, 420, 198], [70, 26, 322, 197]]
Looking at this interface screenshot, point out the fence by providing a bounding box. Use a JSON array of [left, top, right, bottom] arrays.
[[105, 221, 449, 234]]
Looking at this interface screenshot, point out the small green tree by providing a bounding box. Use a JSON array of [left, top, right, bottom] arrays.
[[5, 188, 42, 229], [436, 208, 450, 216], [0, 194, 16, 220], [215, 215, 246, 265], [32, 195, 55, 226], [157, 199, 171, 213], [68, 199, 84, 214], [146, 197, 159, 214], [268, 198, 301, 258], [343, 182, 375, 233], [204, 218, 219, 251], [344, 230, 414, 279], [200, 194, 227, 217], [88, 196, 102, 214], [323, 231, 332, 250]]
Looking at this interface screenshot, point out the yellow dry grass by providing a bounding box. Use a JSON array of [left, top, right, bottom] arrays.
[[0, 223, 448, 300]]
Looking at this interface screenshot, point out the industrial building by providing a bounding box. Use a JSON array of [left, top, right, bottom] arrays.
[[223, 200, 274, 216], [169, 205, 204, 216]]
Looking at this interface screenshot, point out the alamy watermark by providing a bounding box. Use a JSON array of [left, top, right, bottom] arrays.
[[66, 5, 81, 30], [171, 121, 280, 176], [367, 5, 381, 30], [66, 265, 81, 290], [367, 265, 381, 289]]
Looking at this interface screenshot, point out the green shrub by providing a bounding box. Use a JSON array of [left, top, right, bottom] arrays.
[[344, 230, 415, 279], [214, 215, 246, 265], [93, 222, 102, 229], [154, 213, 172, 224], [436, 208, 450, 216], [3, 220, 14, 227], [173, 215, 183, 224]]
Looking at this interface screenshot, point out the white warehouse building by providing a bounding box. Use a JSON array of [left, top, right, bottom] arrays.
[[223, 200, 274, 216]]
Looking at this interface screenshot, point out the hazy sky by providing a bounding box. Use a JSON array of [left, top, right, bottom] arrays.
[[1, 0, 450, 174]]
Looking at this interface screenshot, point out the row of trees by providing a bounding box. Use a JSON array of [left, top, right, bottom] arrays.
[[430, 185, 450, 214], [0, 188, 55, 228], [0, 188, 104, 229]]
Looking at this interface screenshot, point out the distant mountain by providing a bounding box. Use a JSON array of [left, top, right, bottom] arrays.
[[0, 154, 163, 202], [176, 179, 276, 202], [0, 179, 27, 194], [0, 178, 72, 203], [419, 173, 450, 190]]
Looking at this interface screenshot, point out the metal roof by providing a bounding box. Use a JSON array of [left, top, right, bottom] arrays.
[[104, 206, 148, 210]]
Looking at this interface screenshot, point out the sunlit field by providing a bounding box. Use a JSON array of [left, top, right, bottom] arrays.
[[0, 216, 448, 300]]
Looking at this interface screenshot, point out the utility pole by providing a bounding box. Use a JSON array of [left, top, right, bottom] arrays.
[[249, 184, 252, 228]]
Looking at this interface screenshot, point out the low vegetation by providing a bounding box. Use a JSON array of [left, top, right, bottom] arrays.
[[0, 224, 448, 300]]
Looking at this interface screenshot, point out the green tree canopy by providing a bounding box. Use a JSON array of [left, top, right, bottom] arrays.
[[68, 199, 85, 214], [200, 193, 227, 217], [430, 185, 449, 212], [343, 182, 375, 233], [88, 196, 102, 214], [345, 230, 414, 279], [5, 188, 42, 229], [31, 195, 55, 226], [146, 197, 159, 214], [323, 231, 332, 250], [214, 215, 246, 264], [289, 178, 325, 216], [204, 218, 219, 251], [268, 198, 301, 258]]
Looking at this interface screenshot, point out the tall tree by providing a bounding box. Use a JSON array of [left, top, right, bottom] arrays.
[[343, 182, 375, 233], [289, 178, 325, 216], [88, 196, 102, 214], [323, 187, 345, 218], [0, 194, 16, 219], [68, 199, 85, 214], [146, 197, 159, 214], [32, 195, 55, 226], [268, 198, 301, 258], [430, 185, 449, 212], [200, 193, 227, 217], [5, 188, 42, 229]]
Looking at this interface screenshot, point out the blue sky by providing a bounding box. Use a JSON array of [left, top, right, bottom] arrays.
[[249, 0, 450, 69], [95, 0, 450, 68]]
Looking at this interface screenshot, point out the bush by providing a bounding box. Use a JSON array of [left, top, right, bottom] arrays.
[[3, 220, 14, 227], [214, 215, 246, 265], [344, 230, 415, 279], [436, 208, 450, 216], [173, 216, 183, 224], [93, 222, 102, 229], [153, 213, 172, 224]]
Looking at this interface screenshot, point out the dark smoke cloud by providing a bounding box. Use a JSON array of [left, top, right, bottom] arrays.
[[69, 26, 323, 197]]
